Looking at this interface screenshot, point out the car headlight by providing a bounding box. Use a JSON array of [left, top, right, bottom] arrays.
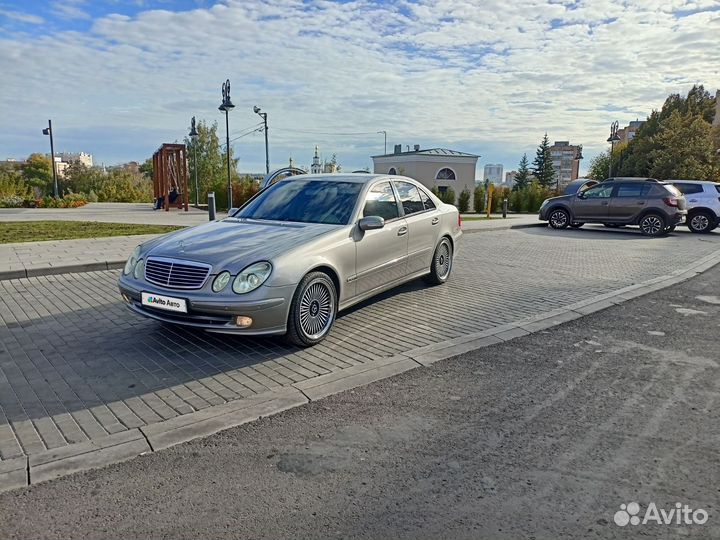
[[212, 271, 231, 293], [133, 259, 145, 280], [232, 262, 272, 294], [124, 246, 141, 275]]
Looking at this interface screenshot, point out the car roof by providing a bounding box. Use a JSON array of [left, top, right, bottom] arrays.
[[666, 179, 719, 184], [276, 173, 414, 185], [606, 177, 659, 182]]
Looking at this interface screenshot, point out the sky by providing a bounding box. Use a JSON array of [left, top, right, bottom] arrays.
[[1, 0, 719, 178]]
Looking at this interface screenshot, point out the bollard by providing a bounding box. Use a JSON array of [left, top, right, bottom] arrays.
[[208, 192, 216, 221], [502, 198, 508, 218]]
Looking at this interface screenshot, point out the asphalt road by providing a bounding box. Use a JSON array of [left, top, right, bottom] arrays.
[[1, 264, 719, 539]]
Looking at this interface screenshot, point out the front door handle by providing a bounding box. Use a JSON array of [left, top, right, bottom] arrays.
[[397, 226, 408, 236], [689, 199, 698, 203], [431, 217, 439, 225]]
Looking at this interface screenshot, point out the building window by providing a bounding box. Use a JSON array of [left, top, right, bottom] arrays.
[[436, 167, 456, 180], [388, 167, 397, 175]]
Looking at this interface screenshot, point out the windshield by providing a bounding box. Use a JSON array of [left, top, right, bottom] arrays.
[[234, 180, 363, 225]]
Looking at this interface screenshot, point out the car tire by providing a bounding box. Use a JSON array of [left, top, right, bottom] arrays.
[[639, 213, 666, 237], [424, 237, 453, 285], [569, 222, 585, 228], [548, 208, 570, 229], [286, 271, 337, 347], [687, 211, 714, 234]]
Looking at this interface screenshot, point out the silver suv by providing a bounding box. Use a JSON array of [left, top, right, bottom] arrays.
[[538, 178, 687, 237], [668, 180, 720, 234]]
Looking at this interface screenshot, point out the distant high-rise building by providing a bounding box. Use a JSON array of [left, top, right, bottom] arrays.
[[56, 151, 93, 167], [549, 141, 582, 189], [505, 170, 517, 188], [483, 163, 503, 184]]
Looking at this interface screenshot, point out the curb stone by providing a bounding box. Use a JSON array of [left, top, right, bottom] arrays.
[[0, 260, 125, 281], [1, 247, 720, 493]]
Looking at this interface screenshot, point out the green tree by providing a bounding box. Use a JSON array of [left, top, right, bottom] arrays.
[[457, 188, 470, 213], [22, 153, 53, 194], [473, 185, 485, 213], [648, 111, 719, 180], [513, 153, 531, 191], [532, 133, 555, 188], [63, 161, 106, 194], [587, 151, 610, 181], [183, 119, 239, 208]]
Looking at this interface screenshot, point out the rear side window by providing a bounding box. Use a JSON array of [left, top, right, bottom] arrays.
[[418, 188, 436, 211], [616, 183, 651, 197], [672, 183, 703, 195], [394, 181, 425, 216]]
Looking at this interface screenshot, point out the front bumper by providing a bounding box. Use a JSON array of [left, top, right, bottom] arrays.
[[118, 275, 294, 335]]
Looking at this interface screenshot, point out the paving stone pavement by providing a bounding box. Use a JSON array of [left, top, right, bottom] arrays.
[[1, 226, 719, 463]]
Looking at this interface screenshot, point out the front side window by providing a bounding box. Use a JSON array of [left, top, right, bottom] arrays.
[[436, 168, 456, 180], [235, 180, 363, 225], [583, 184, 614, 198], [394, 181, 425, 216], [363, 181, 399, 221]]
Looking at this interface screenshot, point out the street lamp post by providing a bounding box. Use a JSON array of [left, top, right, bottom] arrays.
[[42, 119, 59, 198], [189, 116, 199, 207], [219, 79, 235, 209], [377, 130, 387, 154], [253, 106, 269, 174], [607, 121, 620, 179]]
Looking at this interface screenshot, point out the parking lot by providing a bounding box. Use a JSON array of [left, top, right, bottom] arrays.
[[1, 225, 720, 465]]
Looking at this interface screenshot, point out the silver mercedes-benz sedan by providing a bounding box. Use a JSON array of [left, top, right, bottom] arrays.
[[118, 174, 461, 346]]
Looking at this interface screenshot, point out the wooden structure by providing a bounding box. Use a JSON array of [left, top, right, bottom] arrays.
[[152, 143, 189, 211]]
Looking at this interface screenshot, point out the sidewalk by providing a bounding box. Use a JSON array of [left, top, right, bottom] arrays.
[[0, 214, 545, 280], [0, 203, 226, 227]]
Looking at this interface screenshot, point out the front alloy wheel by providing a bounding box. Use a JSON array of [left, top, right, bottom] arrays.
[[639, 214, 666, 237], [286, 271, 337, 347], [548, 209, 570, 229]]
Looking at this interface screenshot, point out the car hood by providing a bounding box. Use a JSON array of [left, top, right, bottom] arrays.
[[143, 218, 340, 272], [543, 194, 574, 204]]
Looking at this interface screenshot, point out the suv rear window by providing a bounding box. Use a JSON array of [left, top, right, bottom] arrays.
[[672, 183, 703, 195]]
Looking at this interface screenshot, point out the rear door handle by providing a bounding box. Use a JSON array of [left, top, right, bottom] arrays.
[[397, 227, 408, 236], [431, 217, 439, 225]]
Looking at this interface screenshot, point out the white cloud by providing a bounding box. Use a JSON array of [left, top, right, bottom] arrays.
[[0, 0, 718, 173], [1, 10, 44, 24]]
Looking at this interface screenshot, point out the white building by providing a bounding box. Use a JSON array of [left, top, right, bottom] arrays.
[[483, 163, 503, 184]]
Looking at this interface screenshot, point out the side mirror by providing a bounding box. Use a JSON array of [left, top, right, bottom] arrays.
[[358, 216, 385, 231], [577, 192, 586, 199]]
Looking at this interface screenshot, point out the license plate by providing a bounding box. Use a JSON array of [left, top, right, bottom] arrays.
[[141, 292, 187, 313]]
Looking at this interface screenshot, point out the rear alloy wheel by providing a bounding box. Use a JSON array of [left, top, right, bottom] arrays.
[[687, 211, 713, 234], [569, 222, 585, 228], [548, 209, 570, 229], [639, 213, 666, 237], [286, 271, 337, 347], [424, 237, 453, 285]]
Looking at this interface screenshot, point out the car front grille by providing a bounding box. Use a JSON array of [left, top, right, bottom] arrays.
[[144, 257, 211, 289]]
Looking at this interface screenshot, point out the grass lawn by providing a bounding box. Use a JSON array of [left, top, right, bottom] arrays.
[[0, 221, 184, 244]]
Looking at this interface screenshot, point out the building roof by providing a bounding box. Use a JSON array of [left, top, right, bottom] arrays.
[[372, 148, 480, 159]]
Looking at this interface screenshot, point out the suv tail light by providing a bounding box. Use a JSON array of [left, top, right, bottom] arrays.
[[663, 197, 679, 207]]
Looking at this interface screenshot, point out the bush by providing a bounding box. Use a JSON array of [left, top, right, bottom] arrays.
[[0, 195, 24, 208], [473, 186, 485, 213], [87, 190, 99, 203], [35, 193, 88, 208], [457, 188, 470, 213]]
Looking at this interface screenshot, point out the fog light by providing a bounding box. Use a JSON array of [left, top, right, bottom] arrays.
[[235, 315, 253, 328]]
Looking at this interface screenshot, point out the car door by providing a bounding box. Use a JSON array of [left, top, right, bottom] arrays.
[[608, 182, 650, 222], [393, 180, 439, 275], [571, 183, 614, 220], [354, 181, 409, 297]]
